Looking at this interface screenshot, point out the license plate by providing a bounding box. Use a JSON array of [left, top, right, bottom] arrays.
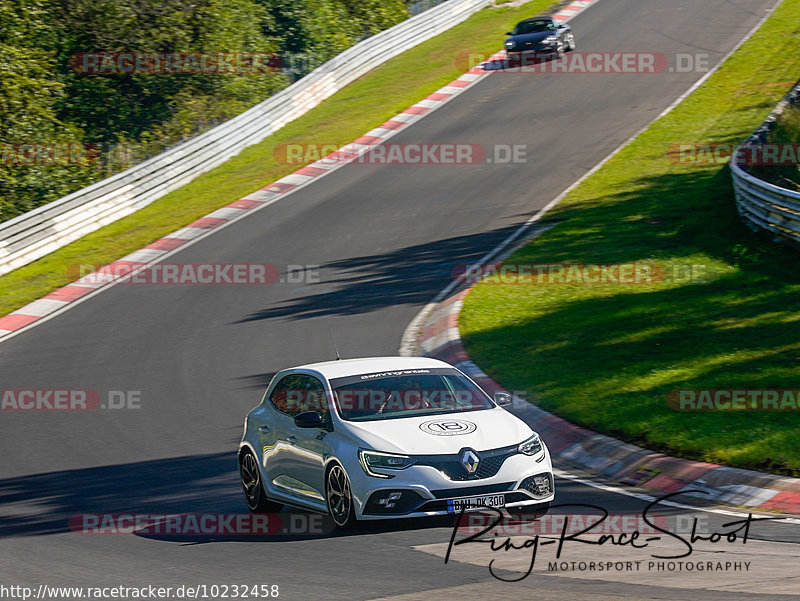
[[446, 494, 505, 513]]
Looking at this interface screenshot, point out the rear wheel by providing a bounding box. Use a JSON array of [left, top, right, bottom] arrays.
[[240, 450, 283, 513], [326, 463, 356, 529]]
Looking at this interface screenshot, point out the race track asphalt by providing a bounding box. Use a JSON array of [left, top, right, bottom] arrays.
[[2, 0, 796, 599]]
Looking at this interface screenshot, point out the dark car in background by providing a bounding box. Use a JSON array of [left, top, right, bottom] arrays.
[[504, 16, 575, 56]]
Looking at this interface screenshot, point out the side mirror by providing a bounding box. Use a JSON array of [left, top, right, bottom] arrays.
[[494, 392, 513, 407], [294, 410, 325, 428], [557, 24, 567, 29], [506, 31, 513, 35]]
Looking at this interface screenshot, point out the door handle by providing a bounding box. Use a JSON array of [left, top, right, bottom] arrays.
[[287, 436, 297, 444], [258, 425, 270, 432]]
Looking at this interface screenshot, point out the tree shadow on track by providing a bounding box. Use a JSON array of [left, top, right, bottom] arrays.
[[235, 224, 537, 323], [0, 453, 240, 538], [0, 453, 462, 543], [0, 453, 700, 545]]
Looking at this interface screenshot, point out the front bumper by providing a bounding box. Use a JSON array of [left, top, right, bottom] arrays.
[[347, 447, 555, 520], [505, 45, 558, 56]]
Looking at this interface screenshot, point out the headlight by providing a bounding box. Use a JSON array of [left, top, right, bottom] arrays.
[[543, 35, 557, 45], [518, 433, 543, 456], [358, 449, 416, 478], [505, 41, 514, 48]]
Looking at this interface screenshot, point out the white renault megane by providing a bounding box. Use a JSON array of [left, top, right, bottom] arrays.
[[238, 356, 554, 527]]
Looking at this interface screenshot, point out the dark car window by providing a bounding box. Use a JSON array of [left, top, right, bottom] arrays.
[[269, 374, 305, 416], [329, 368, 494, 422], [269, 373, 329, 421], [300, 375, 330, 424], [513, 19, 554, 35]]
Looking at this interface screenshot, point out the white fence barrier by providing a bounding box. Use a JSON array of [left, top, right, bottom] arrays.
[[0, 0, 491, 275], [731, 80, 800, 244]]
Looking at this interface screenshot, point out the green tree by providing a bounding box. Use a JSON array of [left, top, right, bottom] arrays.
[[0, 0, 96, 221], [49, 0, 286, 150], [260, 0, 408, 77], [0, 0, 410, 221]]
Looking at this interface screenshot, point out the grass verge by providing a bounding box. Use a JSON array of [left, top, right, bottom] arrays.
[[0, 0, 555, 316], [460, 0, 800, 475]]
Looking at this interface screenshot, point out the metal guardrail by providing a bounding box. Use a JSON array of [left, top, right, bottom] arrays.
[[0, 0, 491, 276], [730, 80, 800, 244]]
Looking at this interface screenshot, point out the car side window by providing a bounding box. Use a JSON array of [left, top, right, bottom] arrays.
[[268, 374, 306, 416], [268, 374, 329, 422], [302, 376, 330, 425]]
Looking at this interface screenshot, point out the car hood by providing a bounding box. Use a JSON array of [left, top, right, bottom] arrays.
[[506, 31, 552, 46], [340, 408, 533, 455]]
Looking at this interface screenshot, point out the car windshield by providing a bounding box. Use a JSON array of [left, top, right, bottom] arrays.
[[329, 368, 494, 422], [513, 19, 553, 35]]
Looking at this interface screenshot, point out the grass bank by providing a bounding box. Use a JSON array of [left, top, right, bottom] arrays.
[[460, 0, 800, 475]]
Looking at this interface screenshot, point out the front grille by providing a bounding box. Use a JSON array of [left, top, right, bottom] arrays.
[[415, 444, 519, 481], [520, 473, 554, 498], [418, 499, 449, 512], [430, 482, 515, 499]]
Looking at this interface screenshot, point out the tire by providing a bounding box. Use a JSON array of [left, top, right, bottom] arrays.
[[565, 33, 576, 52], [240, 450, 283, 513], [326, 463, 357, 529], [506, 502, 550, 521]]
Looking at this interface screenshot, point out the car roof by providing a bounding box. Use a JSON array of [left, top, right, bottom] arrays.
[[292, 356, 454, 380], [518, 16, 553, 23]]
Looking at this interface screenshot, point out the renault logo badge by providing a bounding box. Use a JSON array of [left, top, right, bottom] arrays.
[[461, 449, 479, 474]]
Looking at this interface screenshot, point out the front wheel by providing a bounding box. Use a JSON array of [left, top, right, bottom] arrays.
[[240, 450, 283, 513], [565, 33, 576, 52], [326, 463, 356, 528]]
